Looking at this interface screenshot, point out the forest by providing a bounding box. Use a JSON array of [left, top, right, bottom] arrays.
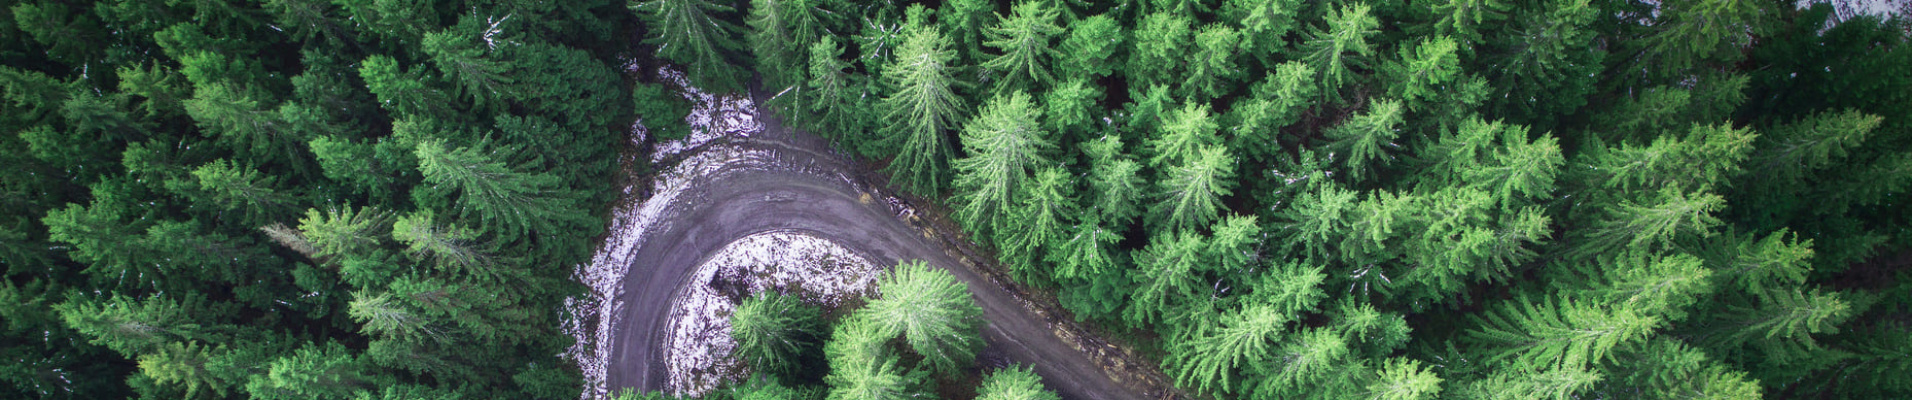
[[2, 0, 1910, 399]]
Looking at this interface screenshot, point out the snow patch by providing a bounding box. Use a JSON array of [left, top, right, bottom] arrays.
[[663, 231, 883, 396]]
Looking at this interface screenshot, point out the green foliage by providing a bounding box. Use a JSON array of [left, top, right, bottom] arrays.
[[414, 139, 587, 241], [1298, 3, 1379, 103], [1000, 167, 1077, 277], [729, 293, 823, 375], [1167, 304, 1287, 395], [1468, 295, 1660, 370], [1224, 0, 1301, 67], [1054, 14, 1122, 79], [976, 366, 1060, 400], [1183, 24, 1243, 101], [1127, 12, 1193, 90], [747, 0, 839, 91], [1149, 146, 1237, 233], [1227, 62, 1316, 163], [1127, 232, 1208, 326], [634, 0, 747, 93], [879, 25, 967, 196], [982, 1, 1064, 92], [864, 260, 984, 373], [634, 83, 693, 141], [1084, 136, 1147, 225], [1326, 99, 1405, 181], [953, 91, 1054, 239]]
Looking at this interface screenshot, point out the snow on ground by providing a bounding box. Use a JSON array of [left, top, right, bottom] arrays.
[[565, 68, 903, 399], [648, 68, 762, 163], [663, 231, 883, 395]]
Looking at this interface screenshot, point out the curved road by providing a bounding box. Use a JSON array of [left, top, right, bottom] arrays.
[[603, 98, 1152, 400]]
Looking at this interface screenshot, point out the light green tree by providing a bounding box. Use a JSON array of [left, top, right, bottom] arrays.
[[981, 1, 1063, 92], [880, 25, 966, 196], [863, 260, 984, 373], [1298, 3, 1378, 103], [729, 293, 823, 375], [953, 91, 1053, 239], [1150, 146, 1236, 233]]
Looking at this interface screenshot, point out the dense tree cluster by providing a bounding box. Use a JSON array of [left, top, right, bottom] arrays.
[[1, 0, 634, 397], [8, 0, 1912, 398], [641, 0, 1912, 399]]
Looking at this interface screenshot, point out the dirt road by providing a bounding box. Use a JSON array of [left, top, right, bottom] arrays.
[[600, 97, 1152, 400]]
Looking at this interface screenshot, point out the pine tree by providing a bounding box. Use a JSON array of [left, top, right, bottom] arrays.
[[633, 83, 692, 141], [139, 341, 233, 398], [1084, 136, 1146, 225], [879, 25, 966, 196], [1483, 0, 1599, 127], [1043, 78, 1102, 140], [55, 294, 204, 357], [1149, 102, 1223, 168], [421, 23, 514, 110], [1298, 3, 1378, 103], [1054, 14, 1121, 79], [1383, 36, 1461, 110], [1182, 24, 1243, 101], [728, 293, 823, 375], [191, 159, 291, 224], [1326, 99, 1405, 181], [1467, 295, 1660, 370], [999, 167, 1076, 277], [634, 0, 747, 93], [981, 1, 1063, 92], [1167, 304, 1288, 395], [804, 37, 870, 145], [1126, 232, 1207, 326], [1127, 12, 1193, 90], [975, 366, 1060, 400], [1048, 215, 1122, 281], [1250, 328, 1350, 398], [953, 91, 1053, 238], [241, 341, 375, 400], [1227, 62, 1317, 164], [348, 292, 439, 343], [1428, 0, 1508, 45], [1149, 146, 1236, 233], [940, 0, 994, 61], [391, 211, 503, 281], [863, 260, 984, 373], [747, 0, 839, 91], [414, 139, 587, 240], [1362, 358, 1442, 400], [1224, 0, 1301, 67]]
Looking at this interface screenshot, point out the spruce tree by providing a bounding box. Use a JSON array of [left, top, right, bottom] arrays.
[[863, 261, 984, 373], [879, 24, 966, 196]]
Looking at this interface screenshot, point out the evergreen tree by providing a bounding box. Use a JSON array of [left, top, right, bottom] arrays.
[[976, 366, 1060, 400], [1084, 136, 1147, 225], [1054, 14, 1122, 79], [634, 0, 748, 93], [1149, 146, 1237, 233], [1183, 24, 1243, 101], [953, 91, 1053, 239], [981, 1, 1064, 92], [413, 139, 587, 241], [1167, 304, 1287, 395], [1224, 0, 1301, 67], [863, 260, 984, 373], [879, 25, 966, 196], [747, 0, 839, 91], [1127, 12, 1193, 90], [999, 167, 1077, 277], [1325, 99, 1405, 181], [1298, 3, 1379, 103], [729, 293, 823, 375]]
